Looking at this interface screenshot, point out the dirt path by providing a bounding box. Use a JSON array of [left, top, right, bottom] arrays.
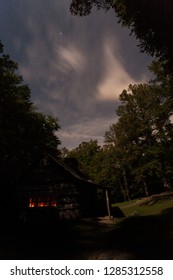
[[0, 207, 173, 260], [73, 210, 173, 260]]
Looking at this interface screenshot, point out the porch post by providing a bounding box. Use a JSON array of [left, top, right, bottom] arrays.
[[105, 188, 111, 219]]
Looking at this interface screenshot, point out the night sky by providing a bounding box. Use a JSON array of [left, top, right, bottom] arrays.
[[0, 0, 152, 149]]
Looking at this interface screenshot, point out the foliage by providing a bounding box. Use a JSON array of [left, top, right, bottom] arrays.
[[113, 0, 173, 71], [69, 1, 173, 200], [59, 147, 69, 158], [70, 0, 112, 16], [0, 41, 61, 189], [65, 140, 101, 180], [104, 79, 173, 198], [62, 66, 173, 201], [70, 0, 173, 72], [63, 140, 131, 202]]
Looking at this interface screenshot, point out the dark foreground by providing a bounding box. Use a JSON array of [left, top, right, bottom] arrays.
[[0, 207, 173, 260]]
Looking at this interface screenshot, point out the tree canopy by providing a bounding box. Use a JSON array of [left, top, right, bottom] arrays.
[[64, 140, 101, 180], [0, 41, 61, 189], [63, 61, 173, 201], [70, 0, 173, 71], [105, 81, 173, 195], [69, 1, 173, 200]]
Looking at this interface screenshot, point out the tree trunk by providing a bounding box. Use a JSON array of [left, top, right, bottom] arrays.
[[159, 160, 172, 191], [143, 179, 149, 197], [119, 179, 128, 202], [162, 176, 171, 190], [122, 170, 131, 201]]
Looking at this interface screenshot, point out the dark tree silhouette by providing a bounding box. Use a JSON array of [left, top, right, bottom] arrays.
[[70, 0, 173, 72], [0, 41, 61, 214]]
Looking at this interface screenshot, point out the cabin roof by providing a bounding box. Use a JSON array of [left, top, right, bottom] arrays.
[[19, 154, 109, 191], [49, 154, 109, 189]]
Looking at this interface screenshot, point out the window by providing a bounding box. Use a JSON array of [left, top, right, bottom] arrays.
[[29, 196, 57, 208]]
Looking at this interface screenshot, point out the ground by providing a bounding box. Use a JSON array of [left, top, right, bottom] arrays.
[[0, 192, 173, 260]]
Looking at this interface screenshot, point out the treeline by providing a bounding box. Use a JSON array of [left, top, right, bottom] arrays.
[[67, 0, 173, 201], [62, 61, 173, 202], [0, 41, 61, 202], [70, 0, 173, 72], [1, 54, 173, 204], [1, 1, 173, 205]]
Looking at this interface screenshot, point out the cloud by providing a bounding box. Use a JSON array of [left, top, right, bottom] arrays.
[[58, 116, 117, 149], [57, 45, 86, 73], [0, 0, 152, 149], [96, 38, 147, 101]]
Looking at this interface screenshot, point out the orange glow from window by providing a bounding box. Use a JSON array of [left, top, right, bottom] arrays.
[[29, 203, 35, 208], [29, 197, 57, 208], [38, 202, 44, 207], [52, 201, 57, 207]]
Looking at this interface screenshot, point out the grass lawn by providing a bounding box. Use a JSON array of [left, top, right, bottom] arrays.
[[112, 191, 173, 217]]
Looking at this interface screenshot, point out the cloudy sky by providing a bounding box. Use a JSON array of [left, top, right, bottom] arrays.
[[0, 0, 152, 149]]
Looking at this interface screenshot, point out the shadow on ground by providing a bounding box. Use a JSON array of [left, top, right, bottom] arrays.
[[0, 207, 173, 260]]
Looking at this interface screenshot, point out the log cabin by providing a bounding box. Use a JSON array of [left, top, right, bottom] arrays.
[[17, 154, 111, 221]]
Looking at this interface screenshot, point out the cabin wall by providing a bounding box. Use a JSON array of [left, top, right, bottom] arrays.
[[19, 181, 81, 220], [18, 179, 108, 221]]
